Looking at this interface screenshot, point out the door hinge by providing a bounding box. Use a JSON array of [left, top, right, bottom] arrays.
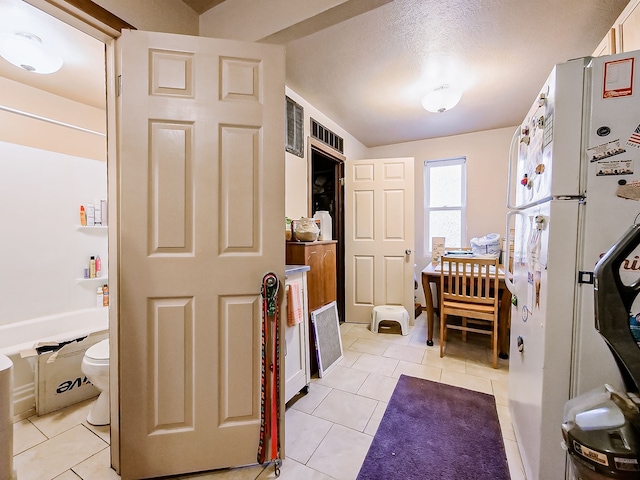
[[117, 75, 122, 97], [339, 177, 345, 186], [578, 271, 594, 284]]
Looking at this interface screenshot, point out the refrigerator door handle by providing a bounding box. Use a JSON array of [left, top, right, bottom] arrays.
[[504, 209, 524, 294], [506, 126, 520, 210]]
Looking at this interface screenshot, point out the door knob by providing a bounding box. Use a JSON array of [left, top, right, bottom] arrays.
[[405, 249, 412, 255]]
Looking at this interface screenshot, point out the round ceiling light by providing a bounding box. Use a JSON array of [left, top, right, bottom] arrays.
[[421, 84, 463, 113], [0, 32, 63, 74]]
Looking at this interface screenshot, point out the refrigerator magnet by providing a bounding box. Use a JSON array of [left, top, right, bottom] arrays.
[[587, 139, 626, 162], [627, 125, 640, 149], [603, 57, 634, 99], [596, 159, 633, 176]]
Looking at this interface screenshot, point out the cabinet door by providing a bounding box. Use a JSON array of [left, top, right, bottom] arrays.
[[619, 0, 640, 52], [305, 245, 323, 311], [322, 243, 337, 306], [284, 272, 310, 403]]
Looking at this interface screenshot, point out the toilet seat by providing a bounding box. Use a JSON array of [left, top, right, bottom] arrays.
[[85, 339, 109, 363]]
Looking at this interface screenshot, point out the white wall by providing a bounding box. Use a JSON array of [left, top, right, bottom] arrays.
[[93, 0, 198, 35], [0, 142, 107, 326], [285, 86, 368, 220], [367, 126, 516, 304]]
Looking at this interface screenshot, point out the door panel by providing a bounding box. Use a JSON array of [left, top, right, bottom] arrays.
[[345, 158, 414, 323], [116, 30, 284, 479]]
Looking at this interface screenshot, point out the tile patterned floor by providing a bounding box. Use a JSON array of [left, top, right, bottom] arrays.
[[12, 313, 526, 480]]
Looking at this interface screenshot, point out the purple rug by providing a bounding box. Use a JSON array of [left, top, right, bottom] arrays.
[[357, 375, 511, 480]]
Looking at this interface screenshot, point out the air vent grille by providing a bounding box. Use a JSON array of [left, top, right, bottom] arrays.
[[311, 118, 344, 154], [286, 96, 304, 157]]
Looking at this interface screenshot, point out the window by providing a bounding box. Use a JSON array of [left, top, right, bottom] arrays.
[[424, 157, 467, 253]]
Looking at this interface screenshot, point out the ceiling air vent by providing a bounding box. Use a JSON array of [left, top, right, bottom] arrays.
[[286, 96, 304, 157], [311, 118, 344, 154]]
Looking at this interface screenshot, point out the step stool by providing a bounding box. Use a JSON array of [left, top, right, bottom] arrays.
[[371, 305, 410, 336]]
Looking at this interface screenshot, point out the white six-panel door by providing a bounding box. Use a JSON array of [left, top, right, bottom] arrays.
[[345, 158, 415, 324], [115, 30, 284, 479]]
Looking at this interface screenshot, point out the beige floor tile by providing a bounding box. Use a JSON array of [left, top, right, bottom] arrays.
[[28, 398, 96, 439], [82, 421, 110, 444], [14, 424, 107, 480], [503, 438, 526, 480], [313, 365, 368, 393], [382, 343, 426, 364], [307, 424, 372, 480], [496, 404, 516, 442], [288, 383, 331, 414], [180, 464, 266, 479], [284, 408, 332, 464], [339, 323, 356, 335], [391, 360, 441, 382], [346, 338, 388, 356], [466, 357, 509, 380], [71, 447, 118, 480], [13, 418, 47, 455], [363, 401, 387, 436], [356, 373, 398, 403], [340, 334, 357, 350], [492, 378, 509, 407], [350, 352, 398, 376], [53, 471, 81, 479], [440, 369, 494, 395], [256, 458, 333, 480], [422, 348, 466, 372], [337, 349, 361, 368], [312, 389, 377, 432]]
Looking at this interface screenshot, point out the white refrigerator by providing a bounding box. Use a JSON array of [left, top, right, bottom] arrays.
[[506, 51, 640, 480]]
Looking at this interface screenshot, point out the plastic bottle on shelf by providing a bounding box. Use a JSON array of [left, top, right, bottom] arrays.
[[94, 200, 102, 226], [314, 210, 332, 241], [80, 206, 87, 226], [89, 256, 96, 278], [102, 285, 109, 307], [96, 287, 103, 307], [95, 255, 101, 277], [86, 203, 95, 226]]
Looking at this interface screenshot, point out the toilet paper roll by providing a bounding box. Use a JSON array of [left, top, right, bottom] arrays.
[[0, 354, 15, 480]]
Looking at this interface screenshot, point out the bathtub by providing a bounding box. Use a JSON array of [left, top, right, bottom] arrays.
[[0, 307, 109, 419]]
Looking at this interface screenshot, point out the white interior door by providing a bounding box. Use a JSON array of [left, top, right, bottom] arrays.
[[115, 29, 284, 479], [345, 158, 415, 324]]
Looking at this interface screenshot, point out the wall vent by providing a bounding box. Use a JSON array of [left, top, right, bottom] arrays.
[[286, 96, 304, 157], [311, 118, 344, 154]]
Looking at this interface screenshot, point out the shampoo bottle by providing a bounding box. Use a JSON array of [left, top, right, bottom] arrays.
[[95, 255, 101, 277], [102, 284, 109, 307], [87, 203, 95, 226], [96, 287, 103, 307], [80, 206, 87, 226], [89, 256, 96, 278]]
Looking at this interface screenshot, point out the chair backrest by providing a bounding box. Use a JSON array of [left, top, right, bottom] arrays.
[[440, 257, 499, 307]]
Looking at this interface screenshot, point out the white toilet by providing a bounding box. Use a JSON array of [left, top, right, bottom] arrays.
[[81, 338, 110, 426]]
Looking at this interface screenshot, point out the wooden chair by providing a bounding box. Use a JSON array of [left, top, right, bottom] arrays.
[[439, 257, 500, 368]]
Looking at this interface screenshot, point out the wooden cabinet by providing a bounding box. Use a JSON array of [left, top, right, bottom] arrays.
[[284, 266, 311, 403], [286, 241, 337, 312], [593, 0, 640, 56]]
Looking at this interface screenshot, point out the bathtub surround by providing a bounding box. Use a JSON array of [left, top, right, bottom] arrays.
[[0, 140, 108, 418], [0, 141, 108, 324]]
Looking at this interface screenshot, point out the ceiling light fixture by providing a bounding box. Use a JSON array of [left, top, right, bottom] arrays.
[[421, 84, 462, 113], [0, 32, 63, 74]]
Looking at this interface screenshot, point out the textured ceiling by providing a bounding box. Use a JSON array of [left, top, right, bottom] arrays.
[[283, 0, 630, 147], [0, 0, 631, 149]]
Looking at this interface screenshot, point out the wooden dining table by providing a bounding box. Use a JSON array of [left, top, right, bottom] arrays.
[[421, 262, 511, 358]]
